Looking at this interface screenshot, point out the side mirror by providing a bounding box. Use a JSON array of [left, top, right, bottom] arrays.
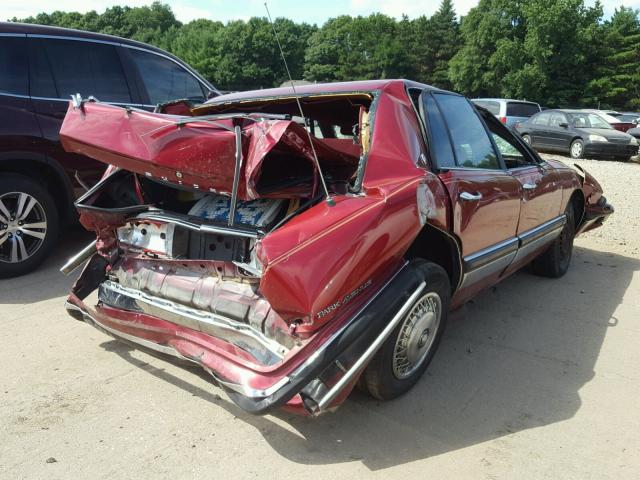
[[206, 90, 219, 100], [559, 122, 569, 128]]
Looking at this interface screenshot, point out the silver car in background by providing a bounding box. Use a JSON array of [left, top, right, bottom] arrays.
[[472, 98, 541, 127]]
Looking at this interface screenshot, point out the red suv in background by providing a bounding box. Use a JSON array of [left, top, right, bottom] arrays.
[[0, 22, 218, 277]]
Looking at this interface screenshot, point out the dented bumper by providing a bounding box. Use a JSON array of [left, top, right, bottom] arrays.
[[65, 262, 423, 415]]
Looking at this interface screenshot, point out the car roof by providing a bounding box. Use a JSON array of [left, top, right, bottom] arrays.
[[0, 22, 193, 69], [473, 98, 539, 105], [539, 109, 588, 114], [205, 79, 441, 104]]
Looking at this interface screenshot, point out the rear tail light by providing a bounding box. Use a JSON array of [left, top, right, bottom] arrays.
[[500, 116, 507, 124]]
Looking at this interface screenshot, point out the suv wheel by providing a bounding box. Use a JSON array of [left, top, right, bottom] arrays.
[[363, 261, 450, 400], [0, 174, 59, 278]]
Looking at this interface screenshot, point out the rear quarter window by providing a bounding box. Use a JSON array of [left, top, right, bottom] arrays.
[[506, 102, 540, 117], [129, 49, 205, 105], [0, 36, 28, 96], [531, 112, 550, 125]]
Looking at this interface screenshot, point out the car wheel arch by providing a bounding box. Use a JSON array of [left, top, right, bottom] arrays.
[[404, 222, 462, 293], [0, 153, 75, 224], [569, 189, 586, 231]]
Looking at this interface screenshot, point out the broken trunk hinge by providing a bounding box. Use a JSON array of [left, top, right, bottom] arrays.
[[71, 94, 99, 113], [228, 124, 243, 227]]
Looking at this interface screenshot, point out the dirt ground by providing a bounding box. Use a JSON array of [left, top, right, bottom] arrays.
[[1, 155, 639, 480]]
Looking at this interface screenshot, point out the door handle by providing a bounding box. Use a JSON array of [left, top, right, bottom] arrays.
[[460, 191, 483, 201], [522, 183, 537, 190]]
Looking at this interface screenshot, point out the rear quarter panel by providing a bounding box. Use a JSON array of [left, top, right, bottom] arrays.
[[258, 82, 450, 334]]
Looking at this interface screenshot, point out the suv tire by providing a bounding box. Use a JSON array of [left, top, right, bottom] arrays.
[[0, 174, 59, 278]]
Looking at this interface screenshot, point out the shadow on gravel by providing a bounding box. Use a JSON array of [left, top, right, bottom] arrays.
[[0, 228, 92, 304], [101, 245, 638, 471]]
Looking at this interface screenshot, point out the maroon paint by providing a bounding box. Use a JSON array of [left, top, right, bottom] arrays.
[[63, 80, 612, 414]]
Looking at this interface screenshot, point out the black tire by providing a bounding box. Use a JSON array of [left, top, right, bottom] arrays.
[[570, 139, 584, 159], [522, 134, 532, 146], [531, 204, 575, 278], [363, 260, 450, 401], [0, 174, 59, 278]]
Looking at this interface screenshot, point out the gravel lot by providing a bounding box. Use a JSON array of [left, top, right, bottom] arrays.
[[543, 154, 640, 258], [1, 154, 639, 479]]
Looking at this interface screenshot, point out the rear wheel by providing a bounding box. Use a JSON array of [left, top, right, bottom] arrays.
[[363, 261, 450, 400], [0, 174, 59, 278], [570, 139, 584, 159], [531, 204, 575, 278]]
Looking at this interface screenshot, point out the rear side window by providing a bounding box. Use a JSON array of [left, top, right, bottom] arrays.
[[0, 36, 28, 96], [531, 112, 550, 125], [129, 49, 204, 105], [549, 112, 567, 127], [40, 39, 131, 103], [28, 38, 57, 98], [506, 102, 540, 117], [422, 94, 456, 168], [473, 100, 500, 116], [433, 93, 499, 169]]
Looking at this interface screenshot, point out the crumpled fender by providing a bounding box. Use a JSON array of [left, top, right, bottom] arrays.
[[573, 164, 604, 203]]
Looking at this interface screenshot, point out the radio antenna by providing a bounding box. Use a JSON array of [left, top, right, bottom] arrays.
[[264, 2, 335, 207]]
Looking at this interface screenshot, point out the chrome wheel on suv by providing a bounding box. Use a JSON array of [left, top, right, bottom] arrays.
[[0, 175, 59, 278], [0, 192, 48, 263]]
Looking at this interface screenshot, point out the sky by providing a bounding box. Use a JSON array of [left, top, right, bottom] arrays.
[[4, 0, 640, 25]]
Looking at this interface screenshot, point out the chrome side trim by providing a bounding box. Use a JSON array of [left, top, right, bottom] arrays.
[[460, 214, 567, 288], [315, 281, 426, 413], [511, 215, 566, 265], [464, 237, 519, 270], [98, 281, 287, 365], [0, 92, 30, 100], [203, 368, 291, 399], [519, 215, 566, 246], [460, 249, 517, 289], [30, 33, 118, 46], [65, 301, 287, 398]]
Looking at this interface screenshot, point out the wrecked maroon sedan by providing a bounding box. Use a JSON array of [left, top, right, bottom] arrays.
[[59, 80, 612, 415]]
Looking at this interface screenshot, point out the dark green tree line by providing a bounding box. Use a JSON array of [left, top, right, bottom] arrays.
[[12, 0, 640, 108]]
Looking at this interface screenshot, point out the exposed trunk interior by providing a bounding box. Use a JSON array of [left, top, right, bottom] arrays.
[[66, 93, 376, 362]]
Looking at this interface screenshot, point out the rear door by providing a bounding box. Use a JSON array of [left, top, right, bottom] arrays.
[[481, 113, 564, 274], [0, 35, 42, 162], [419, 91, 521, 300], [547, 112, 573, 150], [528, 111, 552, 147], [27, 36, 137, 191]]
